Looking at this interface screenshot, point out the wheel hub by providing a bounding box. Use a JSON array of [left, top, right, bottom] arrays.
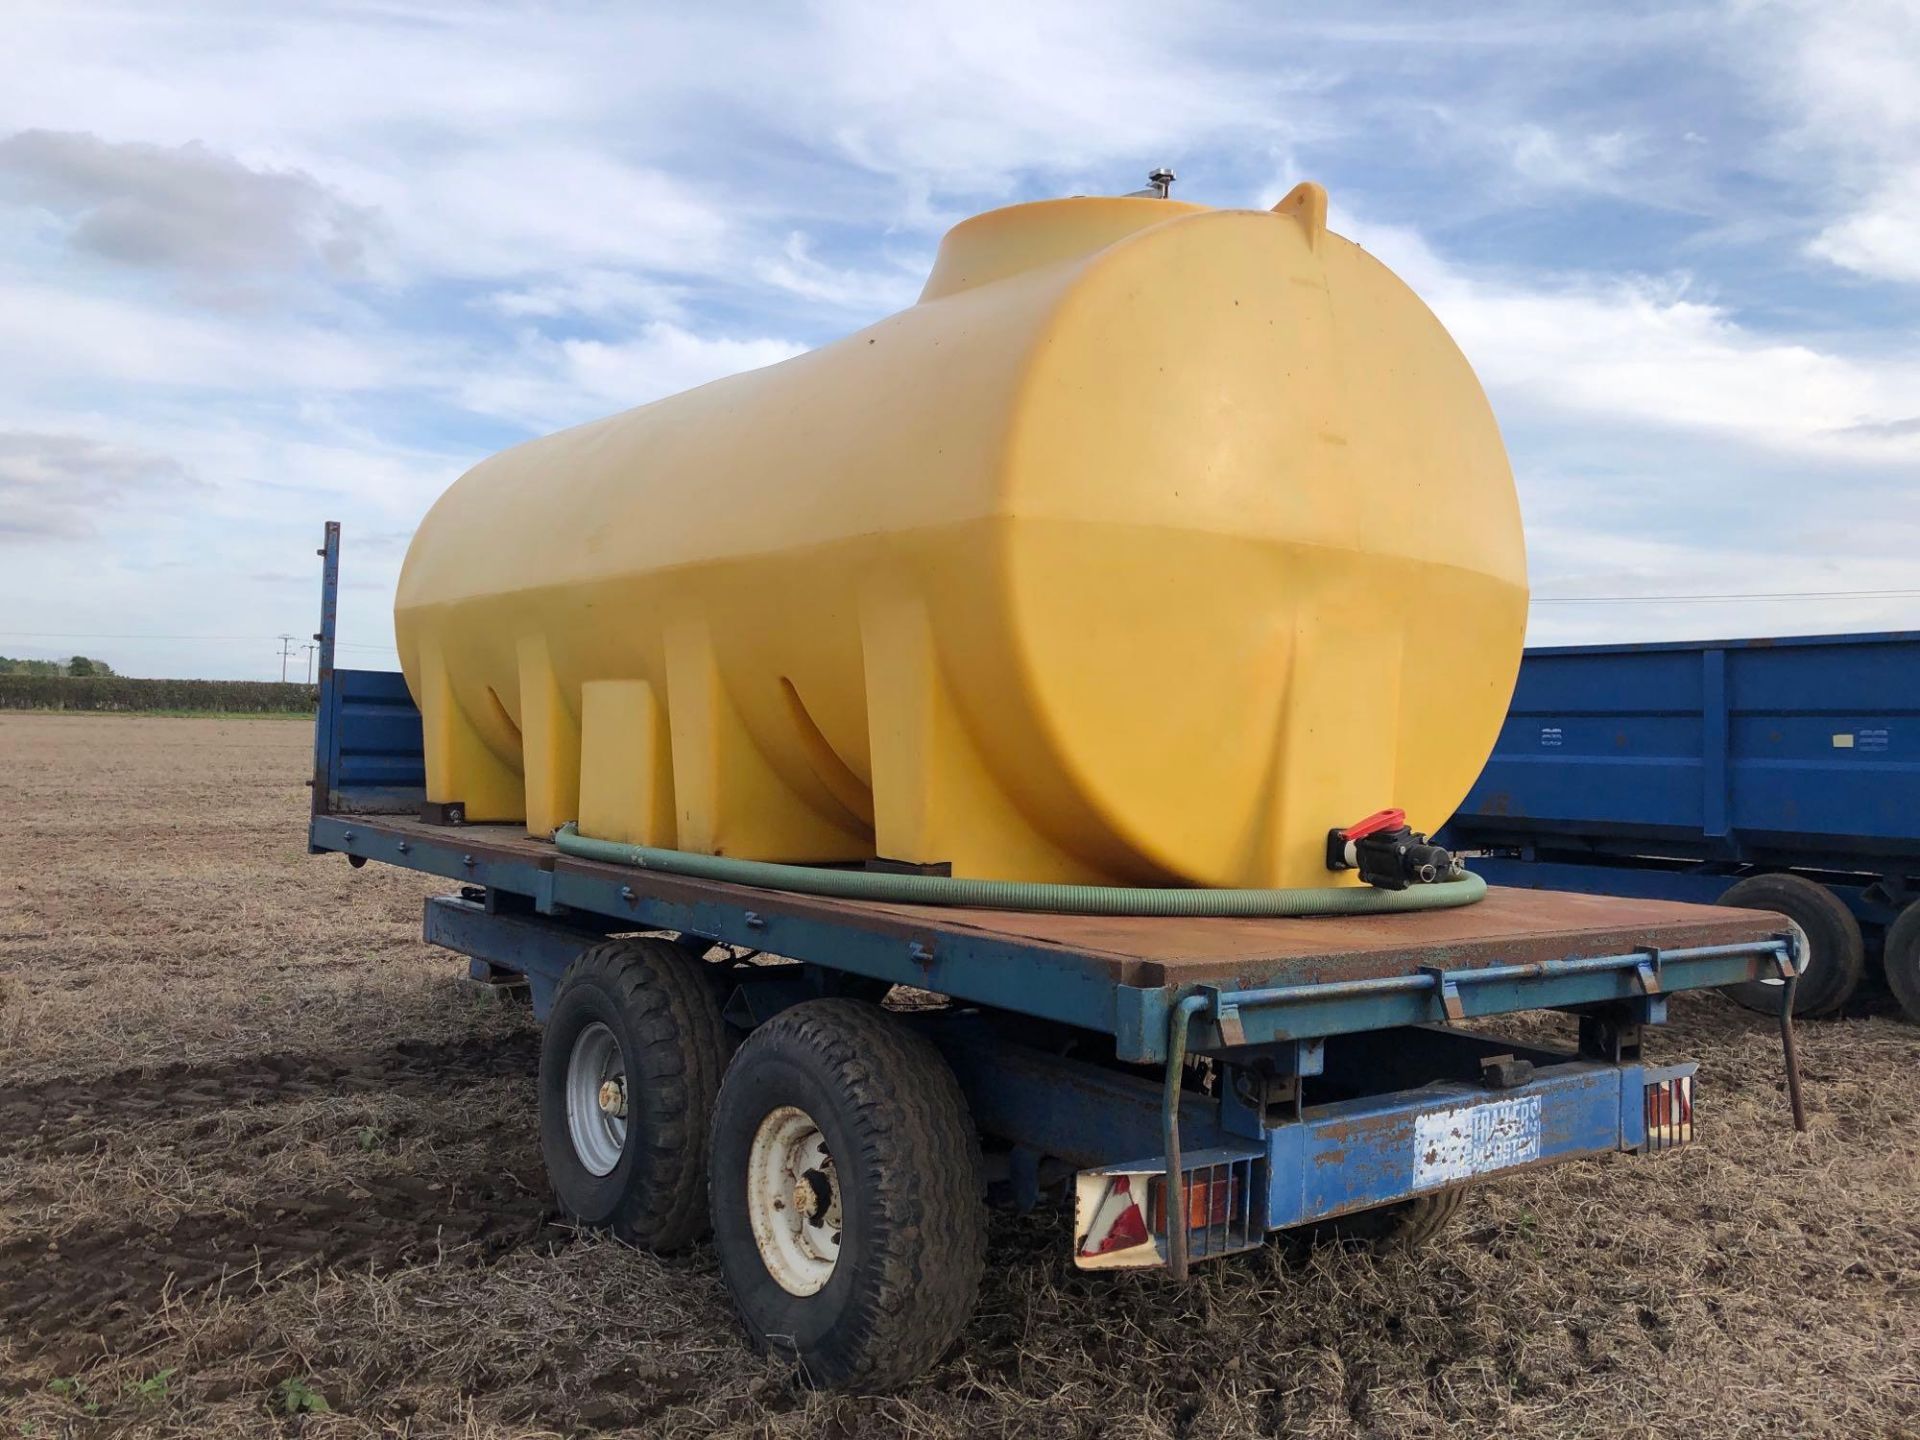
[[564, 1022, 629, 1177], [597, 1077, 627, 1118], [796, 1168, 834, 1222], [747, 1106, 842, 1296]]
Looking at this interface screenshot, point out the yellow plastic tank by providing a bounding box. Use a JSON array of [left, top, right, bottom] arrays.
[[395, 182, 1527, 888]]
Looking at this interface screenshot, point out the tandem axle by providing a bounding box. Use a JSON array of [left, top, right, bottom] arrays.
[[429, 887, 1732, 1281]]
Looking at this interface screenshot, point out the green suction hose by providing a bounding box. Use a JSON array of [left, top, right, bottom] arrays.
[[552, 823, 1485, 916]]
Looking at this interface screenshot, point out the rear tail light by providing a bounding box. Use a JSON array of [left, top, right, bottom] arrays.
[[1147, 1171, 1239, 1233], [1074, 1155, 1260, 1269], [1644, 1073, 1694, 1152]]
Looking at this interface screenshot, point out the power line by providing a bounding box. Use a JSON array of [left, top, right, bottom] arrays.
[[0, 630, 396, 651], [0, 631, 278, 641], [1534, 588, 1920, 605]]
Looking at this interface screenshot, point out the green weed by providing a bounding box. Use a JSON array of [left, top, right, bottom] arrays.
[[277, 1376, 333, 1416]]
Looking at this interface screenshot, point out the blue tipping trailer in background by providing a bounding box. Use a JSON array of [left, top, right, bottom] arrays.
[[306, 523, 1810, 1388], [1444, 631, 1920, 1020]]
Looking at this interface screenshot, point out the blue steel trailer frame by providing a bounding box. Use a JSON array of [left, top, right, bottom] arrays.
[[306, 524, 1800, 1278]]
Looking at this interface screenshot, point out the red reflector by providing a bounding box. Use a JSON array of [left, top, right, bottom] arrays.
[[1082, 1174, 1151, 1255]]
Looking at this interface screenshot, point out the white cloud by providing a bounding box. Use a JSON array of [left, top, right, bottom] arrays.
[[481, 270, 691, 323], [457, 322, 806, 431], [1501, 124, 1646, 199], [0, 280, 428, 394], [1344, 215, 1920, 461], [0, 3, 1307, 267], [780, 0, 1306, 188], [0, 129, 378, 296], [1810, 171, 1920, 283], [754, 232, 925, 312], [1331, 202, 1920, 639], [0, 430, 193, 539], [351, 146, 734, 282], [1747, 0, 1920, 283]]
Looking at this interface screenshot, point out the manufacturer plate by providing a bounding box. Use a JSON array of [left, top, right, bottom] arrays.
[[1412, 1094, 1542, 1188]]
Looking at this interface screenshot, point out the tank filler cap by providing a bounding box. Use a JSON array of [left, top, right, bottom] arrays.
[[1126, 168, 1176, 199]]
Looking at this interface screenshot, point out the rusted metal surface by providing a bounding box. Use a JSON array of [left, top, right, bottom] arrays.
[[335, 815, 1786, 992], [906, 887, 1789, 988]]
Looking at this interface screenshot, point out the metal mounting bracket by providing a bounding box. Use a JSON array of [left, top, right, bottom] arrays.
[[1212, 991, 1247, 1047], [1420, 966, 1466, 1023]]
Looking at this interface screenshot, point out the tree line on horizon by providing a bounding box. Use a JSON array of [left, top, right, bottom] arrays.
[[0, 655, 116, 677], [0, 672, 314, 714]]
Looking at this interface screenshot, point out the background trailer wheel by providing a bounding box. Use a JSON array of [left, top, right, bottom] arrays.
[[1884, 903, 1920, 1024], [1278, 1185, 1470, 1255], [1717, 873, 1864, 1017], [708, 998, 986, 1390], [538, 937, 730, 1250]]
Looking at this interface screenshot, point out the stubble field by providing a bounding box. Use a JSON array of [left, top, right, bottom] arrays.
[[1, 713, 1916, 1438]]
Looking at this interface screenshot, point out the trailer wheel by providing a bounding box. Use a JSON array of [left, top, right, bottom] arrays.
[[1884, 903, 1920, 1024], [707, 999, 986, 1390], [538, 937, 729, 1250], [1279, 1185, 1470, 1253], [1717, 873, 1864, 1016]]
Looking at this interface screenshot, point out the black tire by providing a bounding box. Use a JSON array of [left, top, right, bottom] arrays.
[[1885, 903, 1920, 1024], [708, 999, 986, 1390], [1278, 1185, 1469, 1253], [1718, 873, 1864, 1017], [538, 937, 729, 1250]]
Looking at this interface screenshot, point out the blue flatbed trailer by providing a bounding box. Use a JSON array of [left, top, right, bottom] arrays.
[[305, 524, 1805, 1386], [1445, 632, 1920, 1020]]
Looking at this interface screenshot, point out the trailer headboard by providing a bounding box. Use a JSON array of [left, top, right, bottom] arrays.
[[309, 521, 425, 817], [314, 666, 424, 815]]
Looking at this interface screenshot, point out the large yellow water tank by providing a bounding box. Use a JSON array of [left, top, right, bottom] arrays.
[[395, 182, 1527, 888]]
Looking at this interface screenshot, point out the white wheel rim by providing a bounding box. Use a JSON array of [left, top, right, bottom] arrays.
[[746, 1105, 842, 1296], [566, 1021, 628, 1177]]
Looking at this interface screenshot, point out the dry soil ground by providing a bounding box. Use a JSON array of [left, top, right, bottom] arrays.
[[0, 713, 1916, 1439]]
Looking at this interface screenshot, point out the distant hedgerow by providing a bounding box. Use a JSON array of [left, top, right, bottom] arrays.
[[0, 675, 316, 713]]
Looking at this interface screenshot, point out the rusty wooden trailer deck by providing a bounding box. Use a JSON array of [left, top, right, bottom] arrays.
[[313, 810, 1793, 1061]]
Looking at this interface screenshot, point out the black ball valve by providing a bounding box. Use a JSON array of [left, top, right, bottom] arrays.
[[1325, 809, 1459, 891]]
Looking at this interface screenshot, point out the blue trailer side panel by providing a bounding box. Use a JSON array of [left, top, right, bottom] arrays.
[[319, 668, 426, 815], [1450, 631, 1920, 873]]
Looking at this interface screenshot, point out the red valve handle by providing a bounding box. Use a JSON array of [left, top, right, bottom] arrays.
[[1340, 808, 1406, 841]]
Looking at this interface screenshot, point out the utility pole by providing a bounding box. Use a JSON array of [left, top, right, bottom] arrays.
[[302, 642, 318, 685], [277, 634, 297, 682]]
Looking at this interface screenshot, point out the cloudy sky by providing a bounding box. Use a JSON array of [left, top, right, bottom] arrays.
[[2, 0, 1916, 679]]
